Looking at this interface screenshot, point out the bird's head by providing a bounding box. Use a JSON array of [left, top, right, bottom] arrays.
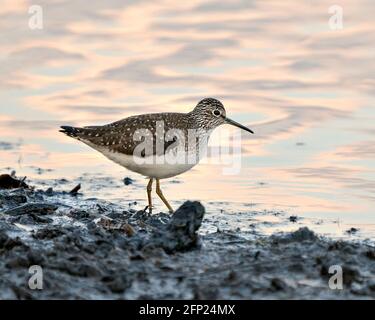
[[191, 97, 254, 134]]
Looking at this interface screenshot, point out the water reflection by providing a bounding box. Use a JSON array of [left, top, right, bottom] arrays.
[[0, 0, 375, 237]]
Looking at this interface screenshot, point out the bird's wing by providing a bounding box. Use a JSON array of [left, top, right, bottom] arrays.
[[61, 113, 189, 157]]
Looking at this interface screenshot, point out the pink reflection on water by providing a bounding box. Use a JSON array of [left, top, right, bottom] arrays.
[[1, 0, 375, 237]]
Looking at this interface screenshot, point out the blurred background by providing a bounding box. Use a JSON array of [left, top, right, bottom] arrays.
[[0, 0, 374, 237]]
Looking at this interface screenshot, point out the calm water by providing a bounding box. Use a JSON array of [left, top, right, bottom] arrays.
[[1, 1, 374, 238]]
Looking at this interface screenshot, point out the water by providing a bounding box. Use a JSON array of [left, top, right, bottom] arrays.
[[1, 0, 374, 239]]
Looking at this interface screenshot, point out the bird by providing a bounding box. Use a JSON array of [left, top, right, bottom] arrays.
[[60, 98, 254, 213]]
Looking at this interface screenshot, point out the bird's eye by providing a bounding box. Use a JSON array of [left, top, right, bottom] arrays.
[[213, 110, 221, 116]]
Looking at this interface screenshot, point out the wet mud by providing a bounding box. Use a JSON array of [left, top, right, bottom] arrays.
[[0, 175, 374, 299]]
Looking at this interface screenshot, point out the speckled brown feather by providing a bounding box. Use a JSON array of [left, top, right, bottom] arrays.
[[60, 113, 193, 157]]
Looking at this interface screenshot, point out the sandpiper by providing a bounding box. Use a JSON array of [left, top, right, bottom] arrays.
[[60, 98, 253, 213]]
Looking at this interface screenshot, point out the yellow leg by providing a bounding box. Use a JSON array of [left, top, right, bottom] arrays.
[[146, 178, 153, 213], [155, 178, 174, 213]]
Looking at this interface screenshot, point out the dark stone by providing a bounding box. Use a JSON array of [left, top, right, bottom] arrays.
[[0, 231, 25, 251], [33, 227, 66, 240], [270, 278, 288, 291], [68, 209, 91, 220], [104, 275, 131, 293], [69, 184, 81, 196], [0, 192, 27, 206], [10, 214, 53, 224], [144, 201, 205, 253], [365, 250, 375, 260], [346, 227, 359, 235], [0, 174, 28, 189], [3, 203, 58, 216], [272, 227, 317, 243], [342, 266, 360, 285], [123, 177, 134, 186], [45, 187, 54, 196]]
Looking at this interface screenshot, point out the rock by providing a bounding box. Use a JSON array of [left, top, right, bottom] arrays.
[[33, 227, 66, 240], [106, 211, 125, 219], [121, 223, 135, 237], [3, 203, 58, 216], [123, 177, 134, 186], [57, 261, 101, 278], [0, 231, 25, 251], [145, 201, 205, 253], [291, 227, 317, 241], [346, 227, 359, 235], [272, 227, 318, 243], [103, 275, 131, 293], [11, 286, 33, 300], [342, 266, 360, 285], [365, 250, 375, 260], [5, 256, 30, 268], [69, 184, 81, 196], [45, 187, 54, 196], [68, 209, 91, 220], [270, 278, 288, 291], [0, 174, 28, 189], [193, 285, 219, 299], [0, 190, 27, 206], [367, 279, 375, 291], [10, 214, 53, 224], [98, 217, 136, 237]]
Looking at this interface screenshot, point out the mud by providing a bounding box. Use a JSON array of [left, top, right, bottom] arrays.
[[0, 174, 29, 189], [0, 176, 374, 299]]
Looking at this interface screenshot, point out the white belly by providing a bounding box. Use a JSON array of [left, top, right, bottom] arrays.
[[99, 149, 198, 179], [82, 135, 208, 179]]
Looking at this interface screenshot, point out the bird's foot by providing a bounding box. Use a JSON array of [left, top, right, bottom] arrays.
[[143, 205, 153, 215]]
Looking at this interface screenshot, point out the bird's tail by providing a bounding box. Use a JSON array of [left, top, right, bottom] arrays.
[[59, 126, 83, 138]]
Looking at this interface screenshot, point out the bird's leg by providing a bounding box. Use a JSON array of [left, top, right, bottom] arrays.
[[145, 178, 153, 214], [155, 178, 174, 213]]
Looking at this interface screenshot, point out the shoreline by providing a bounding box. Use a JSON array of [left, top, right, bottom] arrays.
[[0, 174, 374, 299]]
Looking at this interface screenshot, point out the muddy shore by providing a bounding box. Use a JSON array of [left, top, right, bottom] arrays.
[[0, 174, 374, 299]]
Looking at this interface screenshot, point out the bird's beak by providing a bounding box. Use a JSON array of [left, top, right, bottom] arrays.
[[224, 116, 254, 134]]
